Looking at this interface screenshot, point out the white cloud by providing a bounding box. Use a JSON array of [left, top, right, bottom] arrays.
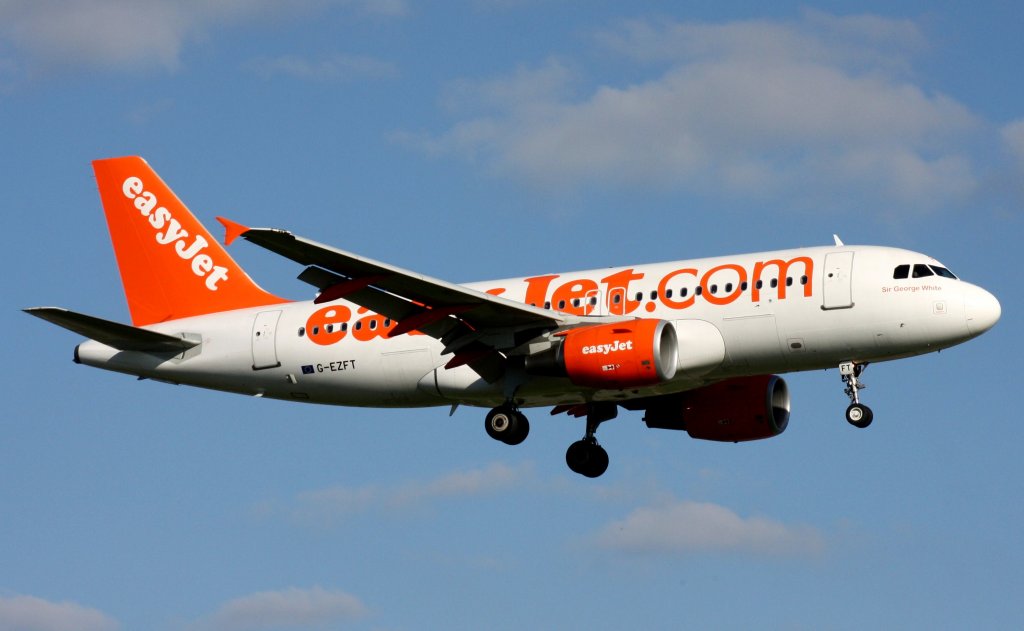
[[594, 499, 825, 558], [247, 53, 398, 81], [1002, 119, 1024, 164], [293, 461, 531, 524], [0, 0, 407, 71], [409, 12, 980, 212], [0, 594, 119, 631], [596, 9, 926, 71], [198, 586, 367, 631]]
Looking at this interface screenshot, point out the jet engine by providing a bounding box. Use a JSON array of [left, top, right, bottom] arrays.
[[642, 374, 790, 442], [525, 319, 678, 389]]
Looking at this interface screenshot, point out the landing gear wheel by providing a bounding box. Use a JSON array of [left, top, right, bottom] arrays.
[[504, 412, 529, 445], [485, 406, 529, 445], [845, 403, 873, 428], [565, 439, 609, 478]]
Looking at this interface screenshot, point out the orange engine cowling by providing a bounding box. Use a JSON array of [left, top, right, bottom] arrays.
[[526, 319, 678, 389], [642, 375, 790, 442]]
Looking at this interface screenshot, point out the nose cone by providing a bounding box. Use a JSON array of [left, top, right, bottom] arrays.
[[964, 285, 1001, 336]]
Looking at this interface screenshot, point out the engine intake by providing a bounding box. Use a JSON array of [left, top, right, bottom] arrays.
[[526, 319, 678, 389]]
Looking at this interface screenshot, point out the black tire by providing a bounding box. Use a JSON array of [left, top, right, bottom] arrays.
[[845, 403, 874, 428], [503, 411, 530, 445], [584, 444, 609, 478], [565, 440, 609, 478], [485, 406, 528, 444], [565, 440, 590, 474]]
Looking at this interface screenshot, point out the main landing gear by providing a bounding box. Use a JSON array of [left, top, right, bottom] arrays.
[[484, 404, 530, 445], [483, 402, 616, 478], [840, 361, 873, 428], [565, 403, 617, 478]]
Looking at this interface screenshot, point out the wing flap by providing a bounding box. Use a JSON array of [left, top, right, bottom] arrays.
[[24, 307, 199, 353]]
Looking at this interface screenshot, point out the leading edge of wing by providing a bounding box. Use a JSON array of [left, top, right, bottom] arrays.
[[224, 222, 607, 334]]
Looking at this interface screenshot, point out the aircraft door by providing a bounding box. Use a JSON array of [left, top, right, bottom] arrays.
[[822, 252, 855, 310], [252, 310, 282, 369]]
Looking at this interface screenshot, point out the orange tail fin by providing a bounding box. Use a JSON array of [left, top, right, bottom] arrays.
[[93, 156, 286, 326]]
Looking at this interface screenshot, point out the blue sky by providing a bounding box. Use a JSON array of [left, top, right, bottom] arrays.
[[2, 1, 1021, 629]]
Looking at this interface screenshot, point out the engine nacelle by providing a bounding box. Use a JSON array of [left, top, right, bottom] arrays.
[[525, 319, 678, 389], [643, 375, 790, 442]]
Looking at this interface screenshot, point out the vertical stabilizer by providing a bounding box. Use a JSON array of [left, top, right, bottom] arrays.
[[92, 156, 286, 326]]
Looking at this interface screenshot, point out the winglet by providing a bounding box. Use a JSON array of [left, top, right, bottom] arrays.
[[217, 216, 250, 246], [833, 234, 845, 246]]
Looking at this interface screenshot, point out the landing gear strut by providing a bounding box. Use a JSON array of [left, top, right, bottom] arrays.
[[565, 403, 617, 478], [485, 404, 530, 445], [840, 361, 873, 428]]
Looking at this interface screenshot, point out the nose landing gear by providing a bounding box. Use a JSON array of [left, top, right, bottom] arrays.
[[840, 361, 873, 428]]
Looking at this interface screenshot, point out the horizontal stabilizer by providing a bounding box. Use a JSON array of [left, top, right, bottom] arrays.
[[24, 307, 199, 353]]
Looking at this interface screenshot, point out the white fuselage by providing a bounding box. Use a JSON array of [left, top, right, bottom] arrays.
[[75, 245, 1000, 409]]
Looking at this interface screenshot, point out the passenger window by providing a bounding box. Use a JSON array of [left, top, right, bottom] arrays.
[[755, 280, 763, 289], [930, 265, 958, 279], [695, 286, 703, 296], [298, 327, 305, 337], [341, 323, 348, 332], [666, 289, 673, 299], [770, 278, 778, 288], [312, 326, 319, 335], [544, 301, 551, 309], [912, 264, 934, 278], [680, 287, 688, 298], [326, 324, 334, 333], [572, 298, 580, 307], [710, 284, 718, 294], [741, 281, 748, 291], [725, 283, 733, 293], [589, 296, 597, 306], [635, 292, 643, 302], [786, 277, 793, 287], [369, 320, 377, 330], [557, 300, 566, 310], [355, 322, 362, 330], [800, 275, 808, 285], [611, 295, 621, 305], [893, 264, 910, 279]]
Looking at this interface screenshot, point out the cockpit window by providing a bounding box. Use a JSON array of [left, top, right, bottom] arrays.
[[912, 264, 934, 278], [893, 264, 910, 279], [930, 265, 958, 279]]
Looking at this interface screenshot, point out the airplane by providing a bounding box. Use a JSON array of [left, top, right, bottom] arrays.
[[25, 156, 1002, 478]]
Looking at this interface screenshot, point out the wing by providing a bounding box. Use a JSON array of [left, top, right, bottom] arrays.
[[218, 218, 613, 381]]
